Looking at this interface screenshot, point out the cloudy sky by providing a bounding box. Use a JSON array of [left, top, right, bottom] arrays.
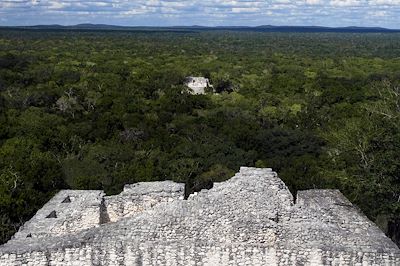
[[0, 0, 399, 28]]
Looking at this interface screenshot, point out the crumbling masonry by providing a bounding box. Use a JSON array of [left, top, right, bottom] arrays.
[[0, 167, 399, 265]]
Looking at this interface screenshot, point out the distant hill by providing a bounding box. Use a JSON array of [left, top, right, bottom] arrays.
[[1, 24, 399, 33]]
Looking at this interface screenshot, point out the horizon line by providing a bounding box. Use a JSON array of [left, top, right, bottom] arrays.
[[1, 23, 399, 31]]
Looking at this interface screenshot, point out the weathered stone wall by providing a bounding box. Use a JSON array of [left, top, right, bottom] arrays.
[[1, 167, 399, 265], [1, 242, 399, 266], [104, 181, 184, 223], [11, 190, 105, 241]]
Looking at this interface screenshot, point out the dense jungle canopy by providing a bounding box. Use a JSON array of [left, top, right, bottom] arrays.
[[0, 29, 399, 245]]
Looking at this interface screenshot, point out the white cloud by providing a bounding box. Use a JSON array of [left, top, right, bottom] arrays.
[[330, 0, 364, 7], [305, 0, 324, 4], [0, 0, 399, 28], [371, 0, 400, 4]]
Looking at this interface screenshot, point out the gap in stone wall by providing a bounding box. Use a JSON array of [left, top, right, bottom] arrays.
[[99, 198, 110, 224], [184, 180, 214, 200]]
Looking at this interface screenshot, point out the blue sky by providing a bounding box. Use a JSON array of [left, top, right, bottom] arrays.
[[0, 0, 399, 28]]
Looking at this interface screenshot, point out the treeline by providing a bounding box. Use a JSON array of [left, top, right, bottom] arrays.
[[0, 30, 399, 245]]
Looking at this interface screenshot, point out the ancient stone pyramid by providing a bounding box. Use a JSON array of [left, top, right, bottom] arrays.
[[1, 167, 399, 265]]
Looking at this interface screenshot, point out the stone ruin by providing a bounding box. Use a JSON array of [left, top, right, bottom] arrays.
[[0, 167, 399, 265], [184, 77, 213, 95]]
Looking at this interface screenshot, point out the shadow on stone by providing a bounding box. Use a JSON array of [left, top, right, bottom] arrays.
[[46, 211, 57, 219], [61, 196, 71, 203]]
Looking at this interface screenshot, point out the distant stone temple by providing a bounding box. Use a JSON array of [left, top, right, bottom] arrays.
[[184, 76, 213, 94], [0, 167, 399, 265]]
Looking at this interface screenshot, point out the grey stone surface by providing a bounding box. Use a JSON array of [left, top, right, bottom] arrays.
[[0, 167, 399, 265], [11, 190, 105, 240], [104, 181, 184, 223]]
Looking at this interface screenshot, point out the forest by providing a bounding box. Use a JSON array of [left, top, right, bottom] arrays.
[[0, 29, 399, 246]]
